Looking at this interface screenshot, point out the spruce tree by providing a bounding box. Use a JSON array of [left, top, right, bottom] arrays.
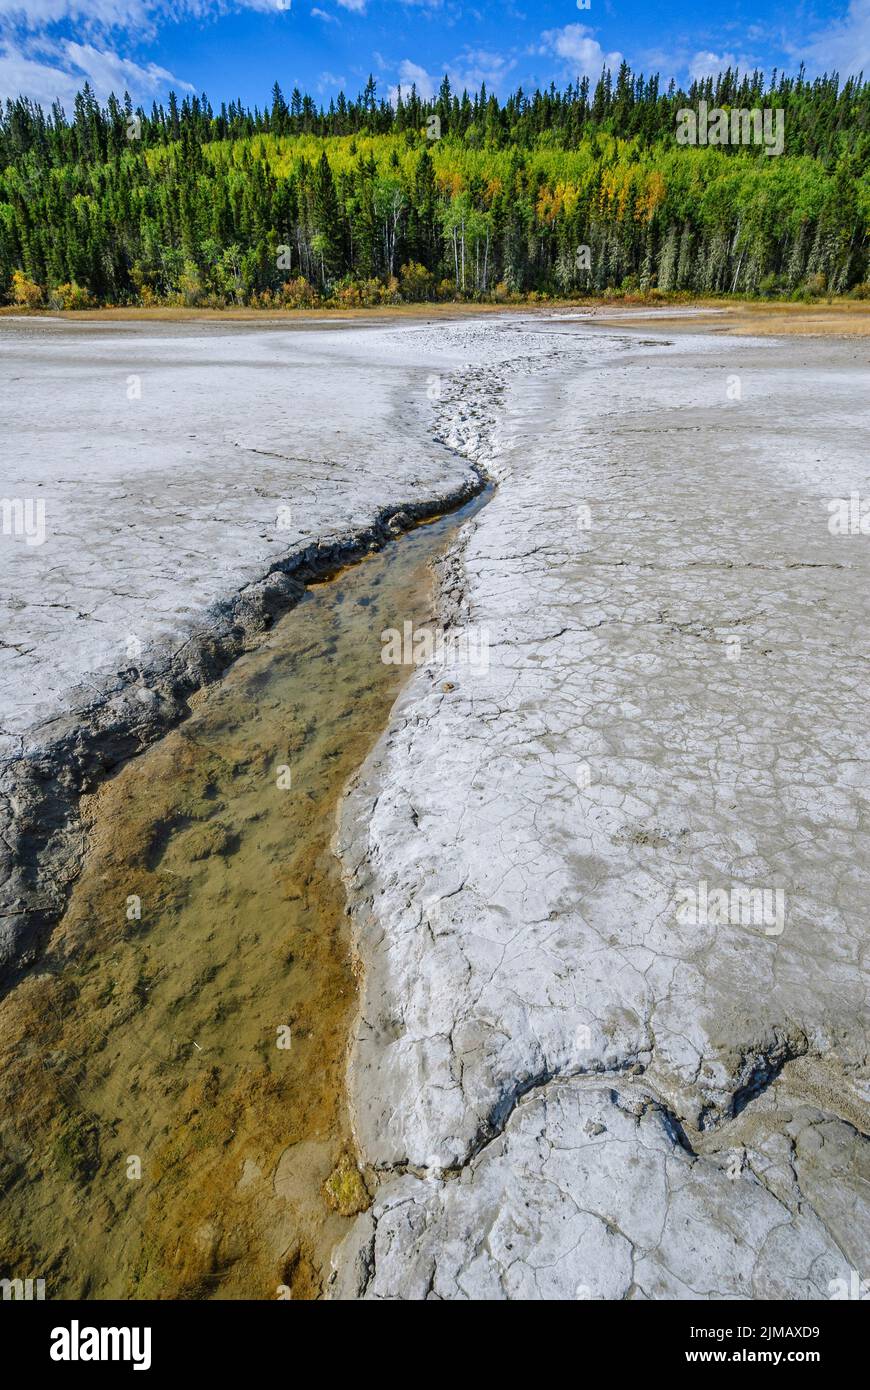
[[312, 150, 343, 283]]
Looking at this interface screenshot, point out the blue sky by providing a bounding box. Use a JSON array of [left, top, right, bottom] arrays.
[[0, 1, 867, 112]]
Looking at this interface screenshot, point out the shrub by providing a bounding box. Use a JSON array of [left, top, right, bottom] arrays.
[[279, 276, 319, 308], [10, 269, 43, 308], [48, 281, 96, 310], [333, 279, 364, 307], [759, 272, 783, 297], [399, 261, 435, 301], [178, 266, 203, 306]]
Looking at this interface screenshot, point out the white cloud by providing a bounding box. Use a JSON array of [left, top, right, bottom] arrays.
[[389, 48, 519, 107], [0, 0, 149, 25], [335, 0, 366, 12], [0, 0, 294, 28], [0, 0, 218, 104], [311, 6, 337, 20], [64, 39, 192, 97], [399, 58, 434, 96], [638, 42, 764, 87], [790, 0, 870, 77], [450, 47, 516, 91], [688, 50, 740, 80], [538, 23, 622, 78], [655, 5, 870, 85], [0, 34, 192, 104], [389, 58, 434, 104], [317, 68, 346, 91]]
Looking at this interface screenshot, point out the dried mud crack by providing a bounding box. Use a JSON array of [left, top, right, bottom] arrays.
[[1, 314, 867, 1302], [328, 317, 870, 1300]]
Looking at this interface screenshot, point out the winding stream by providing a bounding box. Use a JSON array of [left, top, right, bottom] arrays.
[[0, 488, 487, 1299]]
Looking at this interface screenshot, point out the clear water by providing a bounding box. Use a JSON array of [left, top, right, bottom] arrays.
[[0, 489, 487, 1299]]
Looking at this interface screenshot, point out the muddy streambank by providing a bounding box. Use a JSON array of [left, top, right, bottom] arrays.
[[0, 474, 483, 985], [0, 487, 489, 1299]]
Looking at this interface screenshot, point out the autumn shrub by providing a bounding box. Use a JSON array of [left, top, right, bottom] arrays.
[[48, 282, 96, 310], [331, 278, 363, 307], [279, 276, 319, 308], [9, 269, 43, 308], [362, 278, 388, 306]]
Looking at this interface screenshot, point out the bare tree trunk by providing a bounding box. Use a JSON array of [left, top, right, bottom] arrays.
[[729, 220, 743, 293]]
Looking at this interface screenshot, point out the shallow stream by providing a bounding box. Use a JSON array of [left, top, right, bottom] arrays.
[[0, 489, 486, 1299]]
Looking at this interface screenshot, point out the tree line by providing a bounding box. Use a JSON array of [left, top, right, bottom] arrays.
[[0, 65, 867, 309]]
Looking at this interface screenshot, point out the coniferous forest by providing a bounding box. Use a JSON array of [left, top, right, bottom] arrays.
[[0, 64, 868, 309]]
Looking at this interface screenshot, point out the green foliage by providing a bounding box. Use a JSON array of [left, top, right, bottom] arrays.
[[0, 67, 867, 306]]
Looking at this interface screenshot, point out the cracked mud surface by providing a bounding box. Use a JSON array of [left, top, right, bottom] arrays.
[[331, 320, 870, 1298], [0, 316, 492, 975], [1, 312, 867, 1300], [332, 1071, 868, 1300]]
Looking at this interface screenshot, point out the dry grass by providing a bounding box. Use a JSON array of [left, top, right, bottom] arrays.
[[586, 300, 870, 338], [3, 296, 870, 336]]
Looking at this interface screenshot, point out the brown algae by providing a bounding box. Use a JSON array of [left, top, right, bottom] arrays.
[[0, 492, 485, 1300]]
